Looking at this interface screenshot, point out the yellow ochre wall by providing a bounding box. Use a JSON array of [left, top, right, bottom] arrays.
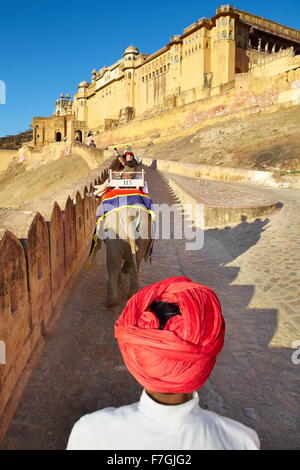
[[87, 77, 132, 129]]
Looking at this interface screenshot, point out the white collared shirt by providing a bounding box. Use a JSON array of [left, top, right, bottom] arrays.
[[67, 390, 260, 450]]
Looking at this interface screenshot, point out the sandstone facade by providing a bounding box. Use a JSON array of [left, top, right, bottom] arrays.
[[32, 5, 300, 146]]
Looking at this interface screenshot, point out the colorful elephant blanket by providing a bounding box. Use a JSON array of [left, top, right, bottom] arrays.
[[86, 188, 155, 270], [96, 188, 155, 222]]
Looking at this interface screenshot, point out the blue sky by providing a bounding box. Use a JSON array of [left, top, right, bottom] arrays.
[[0, 0, 299, 137]]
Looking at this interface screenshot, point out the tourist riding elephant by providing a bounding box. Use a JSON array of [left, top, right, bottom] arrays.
[[99, 206, 153, 308]]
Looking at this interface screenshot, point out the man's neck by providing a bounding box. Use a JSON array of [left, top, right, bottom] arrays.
[[145, 389, 193, 406]]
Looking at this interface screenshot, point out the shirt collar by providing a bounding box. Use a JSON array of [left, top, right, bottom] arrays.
[[138, 389, 200, 421]]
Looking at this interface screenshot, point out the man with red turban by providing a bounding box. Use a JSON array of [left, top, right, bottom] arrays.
[[67, 277, 260, 450]]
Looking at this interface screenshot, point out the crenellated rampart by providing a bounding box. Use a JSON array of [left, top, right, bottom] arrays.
[[0, 155, 116, 439]]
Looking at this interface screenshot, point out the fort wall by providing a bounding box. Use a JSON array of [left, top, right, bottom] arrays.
[[18, 141, 112, 171], [163, 172, 280, 227], [250, 48, 300, 76], [0, 157, 115, 440], [141, 157, 277, 186], [91, 61, 300, 149], [0, 151, 17, 172]]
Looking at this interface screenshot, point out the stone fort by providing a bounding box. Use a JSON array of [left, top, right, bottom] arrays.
[[32, 4, 300, 147]]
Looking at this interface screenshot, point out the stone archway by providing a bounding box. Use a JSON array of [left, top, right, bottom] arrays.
[[55, 131, 62, 142], [75, 130, 83, 142]]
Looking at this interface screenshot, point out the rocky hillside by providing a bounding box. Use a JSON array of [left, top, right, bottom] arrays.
[[0, 130, 32, 150], [136, 105, 300, 172], [0, 152, 91, 207]]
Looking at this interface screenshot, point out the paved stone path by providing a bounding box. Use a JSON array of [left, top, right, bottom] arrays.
[[0, 169, 299, 450], [162, 173, 278, 207]]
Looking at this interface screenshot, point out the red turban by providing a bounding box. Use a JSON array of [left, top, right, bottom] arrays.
[[115, 276, 225, 393]]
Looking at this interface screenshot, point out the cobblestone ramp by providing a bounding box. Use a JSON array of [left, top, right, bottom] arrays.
[[0, 169, 299, 450]]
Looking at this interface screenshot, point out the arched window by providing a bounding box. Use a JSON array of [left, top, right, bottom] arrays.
[[75, 130, 83, 142]]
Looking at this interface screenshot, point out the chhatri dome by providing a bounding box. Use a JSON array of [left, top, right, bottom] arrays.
[[78, 81, 88, 88], [123, 45, 139, 56]]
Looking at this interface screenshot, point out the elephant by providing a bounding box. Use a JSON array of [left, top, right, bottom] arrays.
[[98, 206, 153, 308]]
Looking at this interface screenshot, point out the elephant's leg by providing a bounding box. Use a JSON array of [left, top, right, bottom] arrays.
[[127, 215, 151, 298], [122, 260, 131, 273], [128, 262, 139, 299], [106, 244, 123, 308]]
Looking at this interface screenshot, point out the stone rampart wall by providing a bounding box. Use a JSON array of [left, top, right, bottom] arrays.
[[141, 158, 278, 186], [92, 61, 300, 149], [0, 157, 116, 439], [18, 141, 112, 170]]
